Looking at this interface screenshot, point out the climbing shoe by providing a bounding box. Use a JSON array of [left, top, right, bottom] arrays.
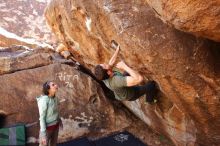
[[111, 40, 119, 49], [145, 80, 159, 104], [144, 98, 157, 105]]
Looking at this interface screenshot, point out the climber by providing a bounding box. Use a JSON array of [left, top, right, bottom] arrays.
[[36, 81, 63, 146], [94, 41, 158, 102]]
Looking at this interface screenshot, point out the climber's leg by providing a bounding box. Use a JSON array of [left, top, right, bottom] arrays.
[[127, 86, 146, 101], [144, 80, 159, 103], [128, 80, 158, 102]]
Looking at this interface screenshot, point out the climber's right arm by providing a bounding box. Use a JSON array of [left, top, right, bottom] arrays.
[[116, 61, 143, 86], [108, 45, 120, 67]]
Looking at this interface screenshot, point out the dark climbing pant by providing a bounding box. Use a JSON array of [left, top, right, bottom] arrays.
[[128, 80, 158, 102]]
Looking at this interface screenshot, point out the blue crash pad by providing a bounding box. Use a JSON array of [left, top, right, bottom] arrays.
[[94, 131, 147, 146], [58, 137, 93, 146]]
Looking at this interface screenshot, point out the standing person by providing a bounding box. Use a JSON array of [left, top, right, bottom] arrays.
[[94, 43, 158, 102], [37, 81, 63, 146]]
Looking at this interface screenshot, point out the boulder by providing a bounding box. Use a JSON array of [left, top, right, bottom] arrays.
[[145, 0, 220, 42], [0, 46, 54, 75], [45, 0, 220, 145]]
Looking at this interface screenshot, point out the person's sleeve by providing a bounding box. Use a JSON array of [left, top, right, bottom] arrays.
[[112, 67, 118, 72], [37, 98, 48, 138], [111, 76, 127, 89]]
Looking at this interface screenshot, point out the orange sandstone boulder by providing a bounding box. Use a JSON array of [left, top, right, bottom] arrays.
[[45, 0, 220, 145]]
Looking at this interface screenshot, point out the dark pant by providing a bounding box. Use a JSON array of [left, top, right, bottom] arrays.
[[128, 80, 158, 102], [39, 128, 59, 146]]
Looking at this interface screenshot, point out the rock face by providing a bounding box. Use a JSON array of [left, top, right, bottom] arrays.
[[0, 0, 55, 43], [0, 27, 54, 48], [0, 47, 130, 144], [145, 0, 220, 42], [0, 46, 54, 74], [45, 0, 220, 145]]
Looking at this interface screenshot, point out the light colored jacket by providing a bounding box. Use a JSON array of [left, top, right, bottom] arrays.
[[36, 95, 59, 138]]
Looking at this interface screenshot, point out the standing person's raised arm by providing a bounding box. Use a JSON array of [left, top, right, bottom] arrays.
[[108, 45, 120, 67], [116, 61, 143, 86]]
